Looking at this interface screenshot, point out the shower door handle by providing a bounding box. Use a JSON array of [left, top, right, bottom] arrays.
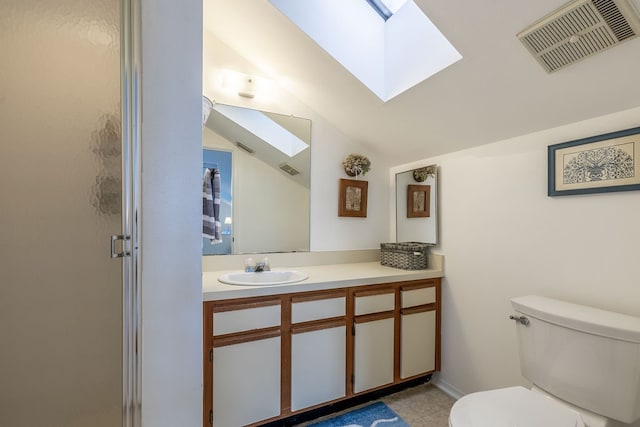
[[509, 315, 530, 326], [111, 234, 131, 258]]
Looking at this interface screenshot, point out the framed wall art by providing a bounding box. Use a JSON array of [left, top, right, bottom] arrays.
[[338, 178, 368, 217], [407, 184, 431, 218], [548, 126, 640, 196]]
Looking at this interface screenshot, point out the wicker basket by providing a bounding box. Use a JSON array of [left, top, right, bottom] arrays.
[[380, 242, 429, 270]]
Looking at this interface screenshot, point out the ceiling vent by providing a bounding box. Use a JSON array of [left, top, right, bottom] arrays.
[[235, 141, 255, 154], [279, 163, 300, 176], [517, 0, 640, 72]]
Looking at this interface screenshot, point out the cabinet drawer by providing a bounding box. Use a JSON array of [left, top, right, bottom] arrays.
[[214, 303, 281, 335], [355, 292, 395, 315], [292, 296, 346, 323], [401, 286, 436, 308]]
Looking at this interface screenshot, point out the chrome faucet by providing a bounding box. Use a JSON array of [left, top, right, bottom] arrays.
[[245, 257, 270, 272], [254, 262, 268, 272]]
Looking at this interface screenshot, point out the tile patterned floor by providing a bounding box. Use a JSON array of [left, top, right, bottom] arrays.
[[296, 383, 455, 427]]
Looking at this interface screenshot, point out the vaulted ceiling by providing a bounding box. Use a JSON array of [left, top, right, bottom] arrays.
[[204, 0, 640, 165]]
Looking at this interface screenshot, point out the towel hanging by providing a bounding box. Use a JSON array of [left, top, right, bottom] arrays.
[[211, 168, 222, 243], [202, 168, 222, 244], [202, 168, 215, 241]]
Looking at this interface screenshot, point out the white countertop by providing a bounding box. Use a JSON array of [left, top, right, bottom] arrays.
[[203, 260, 443, 301]]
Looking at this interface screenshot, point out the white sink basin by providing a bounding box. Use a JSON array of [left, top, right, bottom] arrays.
[[218, 270, 309, 286]]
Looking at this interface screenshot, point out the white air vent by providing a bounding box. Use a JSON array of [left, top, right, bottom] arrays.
[[518, 0, 640, 72]]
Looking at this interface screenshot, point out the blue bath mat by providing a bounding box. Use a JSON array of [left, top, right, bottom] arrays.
[[308, 402, 409, 427]]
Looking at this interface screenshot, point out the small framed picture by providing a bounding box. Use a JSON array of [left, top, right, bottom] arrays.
[[548, 126, 640, 196], [338, 178, 368, 217], [407, 184, 430, 218]]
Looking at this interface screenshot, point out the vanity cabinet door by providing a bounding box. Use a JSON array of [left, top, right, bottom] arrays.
[[400, 308, 436, 379], [290, 292, 347, 412], [352, 288, 396, 394], [291, 323, 346, 411], [213, 334, 281, 427], [353, 316, 395, 393]]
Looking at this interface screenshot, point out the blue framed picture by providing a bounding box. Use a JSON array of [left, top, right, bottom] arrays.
[[548, 126, 640, 196]]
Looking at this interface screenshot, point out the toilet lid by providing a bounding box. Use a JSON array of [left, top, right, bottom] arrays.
[[449, 386, 585, 427]]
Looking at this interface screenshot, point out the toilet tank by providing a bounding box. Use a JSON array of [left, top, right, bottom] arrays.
[[511, 295, 640, 424]]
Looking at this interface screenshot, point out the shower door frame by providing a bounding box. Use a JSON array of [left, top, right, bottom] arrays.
[[121, 0, 142, 426]]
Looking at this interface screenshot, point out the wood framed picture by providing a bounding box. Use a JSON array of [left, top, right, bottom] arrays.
[[407, 184, 430, 218], [338, 178, 368, 217], [548, 126, 640, 196]]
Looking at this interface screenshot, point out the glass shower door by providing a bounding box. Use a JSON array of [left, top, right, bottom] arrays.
[[0, 1, 131, 426]]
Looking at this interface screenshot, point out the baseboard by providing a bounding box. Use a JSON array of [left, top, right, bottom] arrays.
[[431, 374, 464, 400]]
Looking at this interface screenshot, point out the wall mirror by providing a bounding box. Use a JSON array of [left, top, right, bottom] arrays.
[[203, 103, 311, 255], [396, 165, 437, 245]]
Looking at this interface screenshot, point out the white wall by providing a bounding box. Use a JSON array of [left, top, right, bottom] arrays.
[[203, 31, 391, 253], [141, 0, 202, 425], [391, 106, 640, 397]]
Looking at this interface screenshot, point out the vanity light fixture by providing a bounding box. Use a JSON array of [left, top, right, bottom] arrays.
[[218, 69, 274, 100], [237, 76, 255, 99]]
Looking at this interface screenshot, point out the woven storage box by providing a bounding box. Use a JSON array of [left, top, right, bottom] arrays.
[[380, 242, 429, 270]]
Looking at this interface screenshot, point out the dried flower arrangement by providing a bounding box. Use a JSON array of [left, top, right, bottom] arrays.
[[412, 165, 437, 182], [342, 154, 371, 177]]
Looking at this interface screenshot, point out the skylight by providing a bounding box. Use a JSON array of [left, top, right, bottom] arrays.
[[269, 0, 461, 102], [366, 0, 392, 20], [366, 0, 409, 20]]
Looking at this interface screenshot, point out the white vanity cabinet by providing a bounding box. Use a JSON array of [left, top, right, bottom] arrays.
[[289, 291, 347, 412], [203, 278, 441, 427]]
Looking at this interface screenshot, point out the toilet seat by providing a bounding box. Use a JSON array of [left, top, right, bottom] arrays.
[[448, 386, 585, 427]]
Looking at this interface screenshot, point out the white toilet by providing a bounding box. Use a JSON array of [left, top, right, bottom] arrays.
[[449, 295, 640, 427]]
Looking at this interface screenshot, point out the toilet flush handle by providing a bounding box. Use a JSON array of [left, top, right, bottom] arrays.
[[509, 315, 530, 326]]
